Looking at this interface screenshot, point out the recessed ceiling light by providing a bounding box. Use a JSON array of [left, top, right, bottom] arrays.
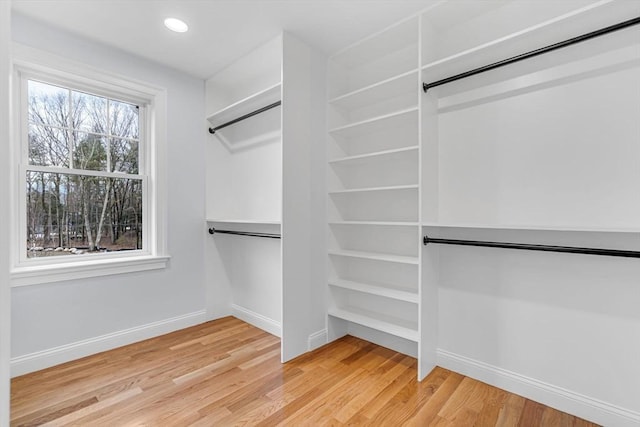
[[164, 18, 189, 33]]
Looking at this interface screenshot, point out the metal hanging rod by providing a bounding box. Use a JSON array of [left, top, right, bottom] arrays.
[[422, 16, 640, 92], [208, 227, 281, 239], [423, 235, 640, 258], [208, 101, 281, 134]]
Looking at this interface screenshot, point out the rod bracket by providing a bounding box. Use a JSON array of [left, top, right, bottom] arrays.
[[208, 227, 215, 235], [422, 82, 428, 93], [423, 235, 429, 245], [208, 128, 216, 134]]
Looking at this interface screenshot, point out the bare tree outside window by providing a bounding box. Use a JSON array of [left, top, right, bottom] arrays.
[[26, 80, 143, 258]]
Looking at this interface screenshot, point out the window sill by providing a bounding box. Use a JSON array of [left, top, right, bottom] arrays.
[[11, 255, 171, 287]]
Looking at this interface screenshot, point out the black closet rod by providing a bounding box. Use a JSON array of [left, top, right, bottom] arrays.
[[208, 227, 281, 239], [422, 16, 640, 92], [423, 235, 640, 258], [208, 101, 282, 134]]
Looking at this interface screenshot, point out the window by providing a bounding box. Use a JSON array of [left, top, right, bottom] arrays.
[[12, 55, 168, 286], [26, 80, 144, 258]]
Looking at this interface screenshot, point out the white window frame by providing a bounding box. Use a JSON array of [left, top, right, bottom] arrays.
[[10, 45, 169, 286]]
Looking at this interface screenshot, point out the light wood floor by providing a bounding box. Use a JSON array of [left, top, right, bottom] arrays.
[[11, 317, 598, 426]]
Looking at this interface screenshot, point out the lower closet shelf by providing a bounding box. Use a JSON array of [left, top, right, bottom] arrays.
[[328, 306, 419, 342]]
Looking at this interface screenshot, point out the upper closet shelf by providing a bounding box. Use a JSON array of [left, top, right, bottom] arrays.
[[329, 69, 418, 109], [331, 16, 418, 69], [329, 107, 418, 138], [206, 83, 282, 131], [330, 221, 419, 227], [206, 219, 281, 225], [421, 1, 640, 86], [421, 222, 640, 234]]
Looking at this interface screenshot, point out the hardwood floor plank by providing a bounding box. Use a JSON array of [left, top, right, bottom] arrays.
[[334, 353, 413, 423], [273, 368, 373, 426], [254, 364, 360, 426], [496, 393, 527, 427], [439, 377, 483, 419], [518, 399, 547, 426], [11, 318, 601, 427], [39, 387, 142, 427], [198, 365, 303, 416], [357, 358, 418, 419], [474, 382, 509, 426], [402, 369, 464, 426], [9, 396, 98, 427]]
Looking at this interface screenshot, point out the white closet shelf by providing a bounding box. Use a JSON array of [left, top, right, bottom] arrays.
[[206, 83, 282, 129], [328, 306, 419, 342], [329, 278, 419, 303], [328, 249, 419, 265], [329, 69, 418, 110], [328, 107, 418, 138], [421, 222, 640, 233], [329, 184, 418, 195], [331, 17, 418, 69], [421, 1, 636, 76], [329, 146, 419, 165], [330, 221, 419, 227], [206, 219, 281, 225]]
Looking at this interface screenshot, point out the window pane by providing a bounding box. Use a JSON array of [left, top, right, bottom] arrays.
[[110, 138, 139, 174], [72, 131, 107, 171], [28, 80, 69, 129], [72, 91, 107, 134], [26, 171, 143, 258], [109, 100, 139, 139], [29, 124, 70, 167]]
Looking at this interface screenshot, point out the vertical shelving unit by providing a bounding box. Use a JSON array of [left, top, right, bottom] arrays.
[[326, 16, 423, 363], [321, 1, 640, 422]]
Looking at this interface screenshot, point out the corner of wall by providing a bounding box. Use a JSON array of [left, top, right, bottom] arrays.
[[0, 2, 11, 425]]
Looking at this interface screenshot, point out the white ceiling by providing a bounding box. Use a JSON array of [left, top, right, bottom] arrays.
[[11, 0, 440, 79]]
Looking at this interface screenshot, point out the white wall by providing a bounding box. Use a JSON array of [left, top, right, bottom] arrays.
[[437, 52, 640, 228], [10, 13, 208, 375], [0, 3, 12, 425]]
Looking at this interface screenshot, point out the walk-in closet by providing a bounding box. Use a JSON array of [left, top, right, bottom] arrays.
[[3, 1, 639, 425]]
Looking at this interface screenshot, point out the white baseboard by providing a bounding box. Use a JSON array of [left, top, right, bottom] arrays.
[[437, 349, 640, 427], [308, 328, 327, 351], [231, 304, 281, 338], [11, 310, 207, 377]]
